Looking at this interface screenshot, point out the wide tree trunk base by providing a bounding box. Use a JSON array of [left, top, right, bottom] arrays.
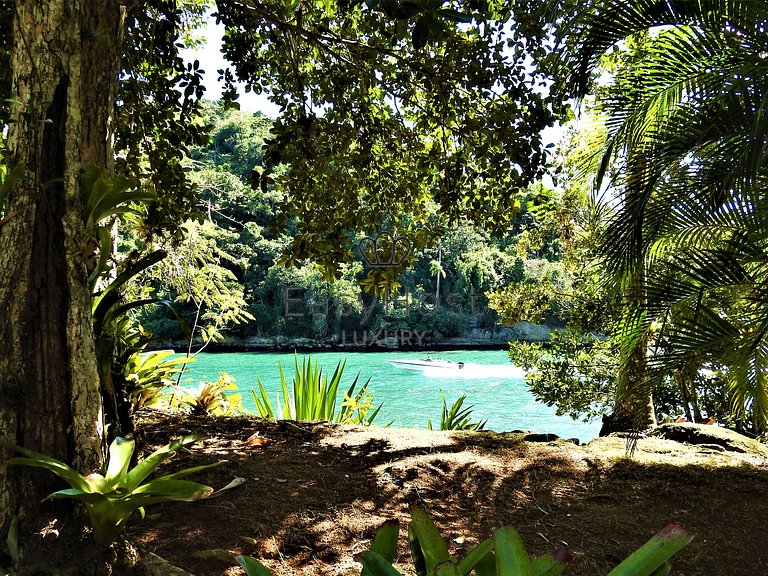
[[599, 410, 655, 436]]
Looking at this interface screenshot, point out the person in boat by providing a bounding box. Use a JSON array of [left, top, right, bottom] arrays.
[[425, 355, 433, 361]]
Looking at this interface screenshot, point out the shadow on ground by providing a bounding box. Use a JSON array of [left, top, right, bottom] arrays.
[[18, 412, 768, 575]]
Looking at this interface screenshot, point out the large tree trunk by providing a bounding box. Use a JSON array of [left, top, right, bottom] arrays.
[[600, 332, 657, 435], [0, 0, 122, 539]]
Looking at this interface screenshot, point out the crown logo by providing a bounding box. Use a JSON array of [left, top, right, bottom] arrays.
[[358, 231, 413, 268]]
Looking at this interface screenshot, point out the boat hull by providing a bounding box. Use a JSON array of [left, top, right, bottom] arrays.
[[387, 359, 464, 371]]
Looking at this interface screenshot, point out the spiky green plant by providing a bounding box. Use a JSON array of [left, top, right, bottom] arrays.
[[428, 391, 486, 431], [251, 354, 383, 425]]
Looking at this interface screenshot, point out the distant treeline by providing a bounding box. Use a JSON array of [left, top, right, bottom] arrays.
[[130, 103, 563, 344]]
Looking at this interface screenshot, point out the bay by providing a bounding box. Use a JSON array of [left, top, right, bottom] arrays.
[[181, 349, 601, 442]]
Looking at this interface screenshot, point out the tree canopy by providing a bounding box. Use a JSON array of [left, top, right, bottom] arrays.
[[215, 0, 568, 279], [0, 0, 572, 456], [134, 102, 537, 346]]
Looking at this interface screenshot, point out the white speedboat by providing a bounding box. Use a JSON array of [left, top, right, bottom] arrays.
[[387, 357, 465, 371]]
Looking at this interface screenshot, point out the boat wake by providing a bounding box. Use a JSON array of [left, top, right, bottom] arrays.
[[423, 363, 526, 379]]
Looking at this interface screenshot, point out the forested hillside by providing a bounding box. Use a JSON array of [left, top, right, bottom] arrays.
[[133, 103, 566, 346]]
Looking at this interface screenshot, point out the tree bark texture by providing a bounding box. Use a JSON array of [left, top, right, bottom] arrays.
[[599, 260, 658, 436], [0, 0, 123, 536]]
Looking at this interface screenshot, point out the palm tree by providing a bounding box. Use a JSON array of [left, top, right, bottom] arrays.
[[562, 0, 768, 434], [430, 245, 446, 308]]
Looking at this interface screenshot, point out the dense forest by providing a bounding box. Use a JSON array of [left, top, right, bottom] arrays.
[[131, 103, 562, 346], [110, 98, 758, 438]]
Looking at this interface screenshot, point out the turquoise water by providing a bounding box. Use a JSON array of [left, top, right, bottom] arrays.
[[181, 350, 600, 442]]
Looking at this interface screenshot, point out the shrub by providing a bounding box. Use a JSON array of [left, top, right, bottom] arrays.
[[251, 354, 383, 425], [175, 372, 243, 416], [124, 349, 191, 410]]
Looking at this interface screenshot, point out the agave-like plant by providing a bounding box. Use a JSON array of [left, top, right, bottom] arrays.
[[251, 355, 383, 425], [428, 391, 487, 431], [10, 435, 220, 545]]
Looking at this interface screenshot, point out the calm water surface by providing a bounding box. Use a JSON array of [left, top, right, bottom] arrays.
[[182, 350, 600, 442]]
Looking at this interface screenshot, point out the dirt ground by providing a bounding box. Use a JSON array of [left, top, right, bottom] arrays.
[[16, 411, 768, 575]]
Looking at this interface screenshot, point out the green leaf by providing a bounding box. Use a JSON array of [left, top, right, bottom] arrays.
[[367, 519, 400, 567], [6, 515, 19, 563], [380, 0, 399, 16], [437, 9, 473, 23], [409, 521, 428, 576], [120, 434, 204, 492], [88, 502, 137, 545], [251, 378, 276, 418], [104, 437, 135, 486], [422, 15, 443, 37], [409, 508, 451, 575], [92, 250, 167, 316], [356, 551, 404, 576], [88, 226, 115, 288], [45, 488, 107, 504], [494, 526, 531, 576], [412, 18, 429, 49], [83, 473, 112, 494], [8, 449, 89, 492], [237, 555, 276, 576], [473, 551, 497, 576], [435, 561, 462, 576], [457, 537, 494, 575], [100, 298, 160, 328], [530, 549, 572, 576], [606, 525, 692, 576]]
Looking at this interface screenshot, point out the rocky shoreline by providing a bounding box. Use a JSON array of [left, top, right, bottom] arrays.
[[148, 321, 554, 353]]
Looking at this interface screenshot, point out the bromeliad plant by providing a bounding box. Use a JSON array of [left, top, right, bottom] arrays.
[[238, 508, 693, 576], [124, 347, 193, 410], [355, 507, 572, 576], [175, 372, 244, 416], [251, 355, 383, 425], [9, 435, 220, 545]]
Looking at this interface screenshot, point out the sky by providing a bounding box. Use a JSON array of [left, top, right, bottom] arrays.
[[182, 18, 280, 116]]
